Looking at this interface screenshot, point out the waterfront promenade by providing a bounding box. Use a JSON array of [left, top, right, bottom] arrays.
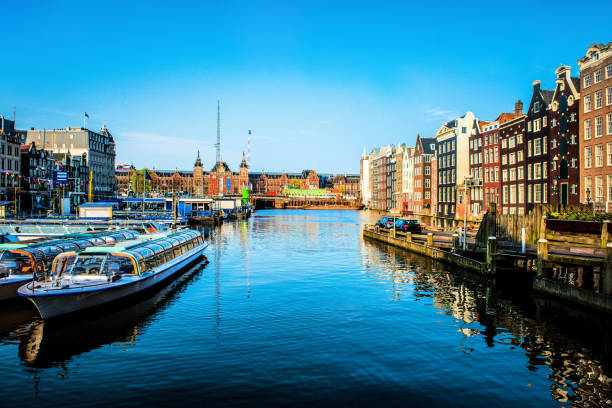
[[0, 210, 610, 407]]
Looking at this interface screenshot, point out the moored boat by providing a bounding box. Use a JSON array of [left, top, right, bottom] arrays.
[[19, 229, 208, 319], [0, 230, 139, 302]]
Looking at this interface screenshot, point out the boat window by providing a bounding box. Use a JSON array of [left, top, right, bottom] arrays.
[[67, 255, 106, 275], [107, 256, 137, 276], [51, 254, 77, 277], [0, 250, 35, 276]]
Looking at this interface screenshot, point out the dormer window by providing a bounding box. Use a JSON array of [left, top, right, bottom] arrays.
[[592, 51, 600, 61], [534, 101, 540, 112]]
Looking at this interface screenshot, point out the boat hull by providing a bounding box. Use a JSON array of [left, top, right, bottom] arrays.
[[19, 245, 206, 319], [0, 277, 31, 302]]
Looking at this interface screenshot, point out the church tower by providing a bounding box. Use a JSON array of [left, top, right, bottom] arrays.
[[193, 150, 204, 196], [239, 151, 249, 191]]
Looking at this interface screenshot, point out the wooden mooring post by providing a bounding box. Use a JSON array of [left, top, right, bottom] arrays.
[[605, 243, 612, 296], [486, 236, 496, 274], [536, 238, 549, 278]]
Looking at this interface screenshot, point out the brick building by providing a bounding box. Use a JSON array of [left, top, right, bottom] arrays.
[[0, 115, 23, 203], [18, 142, 55, 213], [401, 146, 414, 213], [435, 112, 476, 225], [468, 119, 489, 216], [525, 80, 554, 212], [250, 169, 319, 195], [549, 65, 581, 207], [413, 135, 436, 215], [499, 114, 527, 214], [482, 106, 522, 211], [578, 42, 612, 210], [116, 151, 249, 198], [26, 126, 116, 200]]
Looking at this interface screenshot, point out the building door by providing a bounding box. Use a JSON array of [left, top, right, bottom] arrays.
[[561, 183, 568, 206]]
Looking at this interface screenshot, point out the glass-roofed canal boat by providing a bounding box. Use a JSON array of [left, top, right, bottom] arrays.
[[18, 229, 208, 319], [0, 230, 140, 302]]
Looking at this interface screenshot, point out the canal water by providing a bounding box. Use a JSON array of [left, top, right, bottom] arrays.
[[1, 210, 611, 407]]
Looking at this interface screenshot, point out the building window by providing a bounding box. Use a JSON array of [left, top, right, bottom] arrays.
[[607, 87, 612, 106], [543, 136, 547, 154], [608, 176, 612, 201], [534, 162, 542, 179], [585, 119, 592, 140], [584, 75, 591, 88], [585, 95, 592, 112], [534, 138, 541, 155], [585, 146, 592, 168], [543, 116, 547, 127], [596, 116, 603, 137], [596, 90, 603, 109], [534, 184, 542, 203], [595, 69, 602, 83], [534, 118, 541, 132], [596, 144, 604, 167], [596, 176, 604, 202], [585, 176, 592, 201], [527, 140, 532, 156], [461, 127, 467, 134], [534, 101, 540, 112], [527, 163, 532, 180], [518, 166, 524, 179]]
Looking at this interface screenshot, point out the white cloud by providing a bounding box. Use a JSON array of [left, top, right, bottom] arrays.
[[424, 107, 460, 122]]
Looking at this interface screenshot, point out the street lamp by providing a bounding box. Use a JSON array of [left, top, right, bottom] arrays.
[[586, 187, 594, 217], [552, 175, 559, 211], [463, 176, 474, 251]]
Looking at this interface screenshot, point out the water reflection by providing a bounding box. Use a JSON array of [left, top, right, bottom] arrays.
[[14, 260, 208, 369], [361, 237, 612, 406]]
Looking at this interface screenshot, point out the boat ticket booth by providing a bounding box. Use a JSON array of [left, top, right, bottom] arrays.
[[177, 198, 214, 217], [78, 202, 115, 219]]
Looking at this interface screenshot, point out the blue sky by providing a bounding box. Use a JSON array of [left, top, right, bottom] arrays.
[[2, 1, 611, 173]]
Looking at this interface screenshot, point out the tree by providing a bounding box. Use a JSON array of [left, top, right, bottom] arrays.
[[130, 169, 153, 195], [289, 178, 302, 189]]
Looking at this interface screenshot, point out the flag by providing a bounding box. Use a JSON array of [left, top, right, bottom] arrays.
[[84, 112, 90, 118]]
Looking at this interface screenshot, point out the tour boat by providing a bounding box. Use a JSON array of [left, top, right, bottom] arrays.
[[0, 230, 140, 302], [18, 229, 208, 319]]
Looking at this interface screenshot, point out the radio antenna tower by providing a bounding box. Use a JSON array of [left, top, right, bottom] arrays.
[[215, 100, 221, 164], [248, 130, 251, 168]]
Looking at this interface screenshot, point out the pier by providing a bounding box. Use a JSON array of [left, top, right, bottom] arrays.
[[364, 205, 612, 313]]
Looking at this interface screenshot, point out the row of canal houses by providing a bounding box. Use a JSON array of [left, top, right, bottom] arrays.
[[360, 42, 612, 225]]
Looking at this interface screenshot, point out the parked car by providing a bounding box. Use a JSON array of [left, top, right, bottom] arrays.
[[375, 217, 395, 229], [395, 219, 423, 233]]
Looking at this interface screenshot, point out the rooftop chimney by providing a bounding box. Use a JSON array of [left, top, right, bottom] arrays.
[[514, 100, 523, 116], [532, 80, 541, 91]]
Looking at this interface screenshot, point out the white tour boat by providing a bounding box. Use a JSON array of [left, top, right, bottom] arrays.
[[0, 230, 139, 302], [18, 229, 208, 319]]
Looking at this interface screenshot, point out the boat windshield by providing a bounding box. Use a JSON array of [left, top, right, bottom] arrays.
[[64, 254, 137, 276], [0, 250, 35, 276]]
